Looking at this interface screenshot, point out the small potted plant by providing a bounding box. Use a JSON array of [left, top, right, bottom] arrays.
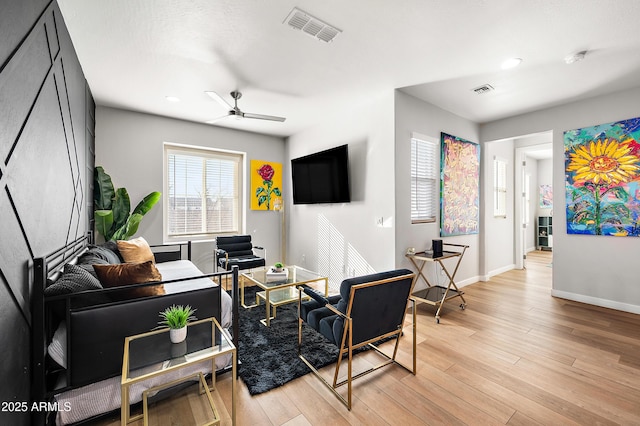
[[273, 262, 285, 272], [158, 304, 197, 343]]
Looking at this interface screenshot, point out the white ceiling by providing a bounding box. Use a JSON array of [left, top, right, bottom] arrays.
[[58, 0, 640, 138]]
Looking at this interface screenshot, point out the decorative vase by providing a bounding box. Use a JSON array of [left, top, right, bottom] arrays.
[[170, 326, 187, 344]]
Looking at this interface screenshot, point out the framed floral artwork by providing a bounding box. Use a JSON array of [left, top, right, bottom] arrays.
[[564, 116, 640, 236], [440, 133, 480, 236], [250, 160, 282, 210]]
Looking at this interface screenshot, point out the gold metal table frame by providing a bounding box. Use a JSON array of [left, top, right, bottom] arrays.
[[242, 265, 329, 327], [406, 243, 469, 323], [121, 317, 236, 425]]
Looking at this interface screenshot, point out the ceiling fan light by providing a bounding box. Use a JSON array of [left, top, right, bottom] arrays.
[[564, 50, 587, 64]]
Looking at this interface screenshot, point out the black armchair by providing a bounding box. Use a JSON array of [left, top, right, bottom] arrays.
[[297, 269, 416, 410], [214, 235, 266, 272]]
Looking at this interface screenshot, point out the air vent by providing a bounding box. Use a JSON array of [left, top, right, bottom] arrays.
[[472, 84, 494, 95], [284, 7, 341, 43]]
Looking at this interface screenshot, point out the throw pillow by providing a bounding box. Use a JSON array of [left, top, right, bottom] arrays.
[[100, 240, 123, 262], [84, 245, 121, 264], [44, 263, 103, 296], [75, 260, 107, 279], [93, 261, 164, 297], [117, 236, 155, 263]]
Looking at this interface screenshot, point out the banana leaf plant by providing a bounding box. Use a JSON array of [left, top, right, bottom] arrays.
[[94, 166, 161, 241]]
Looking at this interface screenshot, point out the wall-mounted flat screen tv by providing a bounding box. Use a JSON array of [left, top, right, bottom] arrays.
[[291, 144, 351, 204]]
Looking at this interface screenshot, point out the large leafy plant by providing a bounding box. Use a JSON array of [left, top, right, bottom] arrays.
[[94, 166, 161, 241]]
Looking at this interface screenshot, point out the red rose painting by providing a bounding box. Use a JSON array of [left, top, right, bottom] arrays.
[[251, 160, 282, 210]]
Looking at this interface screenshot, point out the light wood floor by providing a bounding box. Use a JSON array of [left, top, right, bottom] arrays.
[[92, 250, 640, 425]]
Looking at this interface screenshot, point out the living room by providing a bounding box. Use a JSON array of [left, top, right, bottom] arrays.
[[2, 1, 640, 425]]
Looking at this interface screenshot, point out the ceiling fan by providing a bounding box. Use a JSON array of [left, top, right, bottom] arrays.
[[205, 91, 286, 123]]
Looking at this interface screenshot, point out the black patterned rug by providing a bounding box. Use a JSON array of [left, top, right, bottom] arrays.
[[233, 287, 339, 395]]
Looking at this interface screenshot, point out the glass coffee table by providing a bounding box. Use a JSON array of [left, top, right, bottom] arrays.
[[242, 266, 329, 326], [121, 317, 236, 425]]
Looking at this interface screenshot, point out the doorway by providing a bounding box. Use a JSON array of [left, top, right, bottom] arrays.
[[514, 137, 553, 271]]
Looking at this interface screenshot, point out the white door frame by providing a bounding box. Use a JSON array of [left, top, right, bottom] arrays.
[[514, 147, 527, 270]]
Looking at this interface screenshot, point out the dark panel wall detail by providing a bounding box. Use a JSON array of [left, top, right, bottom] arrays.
[[0, 1, 94, 424]]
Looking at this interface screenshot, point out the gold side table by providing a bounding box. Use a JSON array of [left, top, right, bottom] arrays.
[[121, 317, 236, 425], [406, 243, 469, 323]]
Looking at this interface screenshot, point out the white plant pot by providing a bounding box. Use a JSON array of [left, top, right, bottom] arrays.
[[170, 326, 187, 344]]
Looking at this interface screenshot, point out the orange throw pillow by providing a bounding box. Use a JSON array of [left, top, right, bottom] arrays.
[[117, 236, 155, 263], [93, 261, 164, 297]]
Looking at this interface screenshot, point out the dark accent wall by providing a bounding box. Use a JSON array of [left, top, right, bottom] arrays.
[[0, 0, 94, 424]]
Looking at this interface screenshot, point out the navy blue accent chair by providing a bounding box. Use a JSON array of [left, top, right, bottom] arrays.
[[297, 269, 417, 410]]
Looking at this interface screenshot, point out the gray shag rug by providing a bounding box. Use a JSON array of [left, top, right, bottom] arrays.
[[234, 287, 339, 395]]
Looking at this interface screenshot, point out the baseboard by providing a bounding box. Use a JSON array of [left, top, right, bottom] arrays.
[[489, 264, 515, 278], [551, 289, 640, 315], [457, 275, 481, 288]]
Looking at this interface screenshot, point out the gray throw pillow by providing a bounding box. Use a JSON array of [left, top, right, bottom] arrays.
[[83, 245, 121, 264], [76, 253, 110, 279], [44, 263, 103, 296]]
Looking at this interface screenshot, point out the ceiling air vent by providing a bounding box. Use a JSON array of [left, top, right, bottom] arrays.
[[472, 84, 494, 94], [284, 7, 341, 43]]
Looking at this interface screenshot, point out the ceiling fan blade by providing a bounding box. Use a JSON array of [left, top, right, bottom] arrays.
[[243, 112, 286, 122], [205, 112, 231, 124], [205, 91, 232, 109]]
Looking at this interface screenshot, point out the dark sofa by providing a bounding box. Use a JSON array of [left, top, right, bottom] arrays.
[[31, 237, 238, 425]]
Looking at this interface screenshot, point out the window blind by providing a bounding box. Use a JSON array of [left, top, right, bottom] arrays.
[[411, 138, 437, 223], [165, 145, 242, 238]]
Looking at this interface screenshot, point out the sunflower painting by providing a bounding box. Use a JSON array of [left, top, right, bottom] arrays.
[[440, 133, 480, 237], [564, 117, 640, 236]]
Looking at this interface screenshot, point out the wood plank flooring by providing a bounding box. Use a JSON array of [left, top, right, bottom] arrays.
[[90, 251, 640, 425]]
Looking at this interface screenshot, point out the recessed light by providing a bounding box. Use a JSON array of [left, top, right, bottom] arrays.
[[165, 96, 181, 102], [501, 57, 522, 70]]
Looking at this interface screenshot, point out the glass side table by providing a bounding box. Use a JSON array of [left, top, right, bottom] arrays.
[[121, 317, 236, 425], [406, 243, 469, 324], [242, 265, 329, 326]]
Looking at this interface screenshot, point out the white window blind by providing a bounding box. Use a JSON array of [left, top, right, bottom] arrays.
[[164, 144, 243, 239], [494, 157, 507, 217], [411, 137, 438, 223]]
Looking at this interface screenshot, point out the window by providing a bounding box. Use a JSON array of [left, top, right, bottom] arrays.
[[164, 144, 244, 241], [411, 137, 438, 223], [524, 173, 530, 225], [494, 157, 507, 217]]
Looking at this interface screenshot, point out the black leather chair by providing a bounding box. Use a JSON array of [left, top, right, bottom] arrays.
[[214, 235, 265, 272], [297, 269, 416, 410]]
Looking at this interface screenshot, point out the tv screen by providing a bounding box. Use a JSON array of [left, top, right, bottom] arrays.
[[291, 144, 350, 204]]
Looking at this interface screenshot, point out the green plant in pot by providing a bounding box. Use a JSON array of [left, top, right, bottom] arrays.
[[159, 304, 197, 343], [273, 262, 284, 272], [94, 166, 161, 241]]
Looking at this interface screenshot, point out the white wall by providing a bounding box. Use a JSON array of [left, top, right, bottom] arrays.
[[481, 87, 640, 314], [394, 91, 480, 288], [483, 139, 515, 276], [286, 91, 395, 291], [95, 106, 286, 273]]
